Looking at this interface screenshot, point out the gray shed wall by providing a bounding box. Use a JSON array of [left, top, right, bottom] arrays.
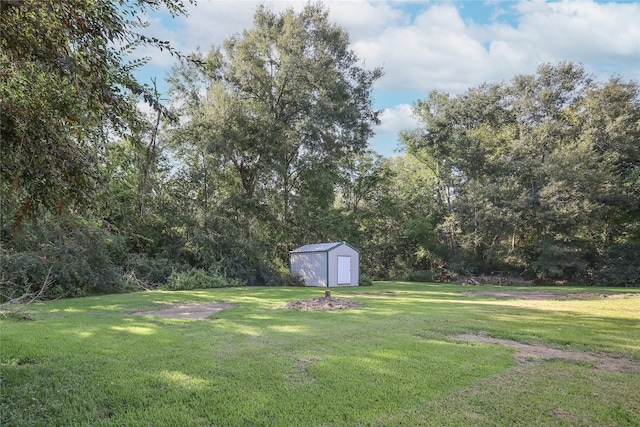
[[290, 251, 327, 287]]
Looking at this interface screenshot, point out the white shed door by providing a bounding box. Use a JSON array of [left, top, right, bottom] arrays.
[[337, 256, 351, 285]]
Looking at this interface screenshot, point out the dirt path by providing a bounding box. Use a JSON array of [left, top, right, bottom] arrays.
[[451, 333, 640, 373], [132, 302, 236, 319]]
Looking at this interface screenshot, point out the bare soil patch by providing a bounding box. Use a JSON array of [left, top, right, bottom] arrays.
[[463, 290, 640, 300], [281, 296, 363, 311], [132, 302, 236, 319], [451, 333, 640, 373]]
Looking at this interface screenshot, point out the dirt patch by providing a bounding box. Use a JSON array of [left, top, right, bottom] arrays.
[[451, 333, 640, 373], [281, 297, 363, 311], [132, 302, 236, 319], [463, 290, 640, 300]]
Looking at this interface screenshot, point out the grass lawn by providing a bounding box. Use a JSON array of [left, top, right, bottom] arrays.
[[1, 282, 639, 426]]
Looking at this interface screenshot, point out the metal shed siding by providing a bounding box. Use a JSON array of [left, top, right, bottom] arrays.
[[290, 242, 359, 287], [290, 251, 328, 287]]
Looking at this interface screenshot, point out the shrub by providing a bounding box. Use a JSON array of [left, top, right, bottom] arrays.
[[279, 273, 306, 287], [406, 270, 434, 283], [182, 225, 283, 287], [125, 255, 185, 288], [359, 274, 373, 286], [403, 267, 456, 283], [164, 268, 245, 291], [595, 243, 640, 287]]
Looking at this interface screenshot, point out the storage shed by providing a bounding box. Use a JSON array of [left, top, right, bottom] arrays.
[[290, 242, 359, 287]]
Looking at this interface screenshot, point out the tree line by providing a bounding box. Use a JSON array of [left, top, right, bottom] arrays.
[[401, 63, 639, 285], [1, 1, 638, 301]]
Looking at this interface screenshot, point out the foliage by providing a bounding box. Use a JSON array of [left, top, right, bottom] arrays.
[[164, 268, 244, 291], [358, 274, 373, 286], [404, 270, 436, 283], [0, 0, 191, 226], [2, 0, 637, 290], [166, 2, 381, 275], [1, 215, 126, 300], [124, 255, 185, 288], [401, 63, 640, 284], [596, 243, 640, 287]]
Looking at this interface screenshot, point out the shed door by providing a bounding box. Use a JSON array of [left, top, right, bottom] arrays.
[[337, 256, 351, 285]]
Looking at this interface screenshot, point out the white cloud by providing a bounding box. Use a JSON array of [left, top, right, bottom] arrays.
[[352, 4, 493, 93], [348, 0, 640, 93], [508, 0, 640, 61], [367, 103, 420, 155], [176, 1, 260, 51], [377, 104, 419, 135], [326, 1, 409, 40], [141, 0, 639, 93]]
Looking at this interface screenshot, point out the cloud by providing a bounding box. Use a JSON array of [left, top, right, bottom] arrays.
[[351, 3, 496, 93], [326, 1, 409, 40], [377, 103, 419, 135], [175, 1, 259, 51], [367, 103, 420, 153], [348, 0, 640, 93], [139, 0, 639, 91], [506, 0, 640, 64]]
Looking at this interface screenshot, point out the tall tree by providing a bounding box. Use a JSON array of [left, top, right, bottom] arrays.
[[169, 2, 381, 224], [0, 0, 191, 227]]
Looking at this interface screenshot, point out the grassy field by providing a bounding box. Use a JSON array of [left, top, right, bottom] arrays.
[[1, 282, 639, 426]]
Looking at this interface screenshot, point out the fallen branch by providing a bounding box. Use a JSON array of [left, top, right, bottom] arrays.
[[125, 270, 157, 291], [0, 268, 55, 319]]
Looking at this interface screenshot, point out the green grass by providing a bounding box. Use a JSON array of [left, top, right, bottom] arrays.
[[1, 282, 639, 426]]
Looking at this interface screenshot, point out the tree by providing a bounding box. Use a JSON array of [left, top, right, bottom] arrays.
[[170, 2, 381, 222], [402, 63, 640, 283], [337, 151, 391, 214], [0, 0, 192, 227]]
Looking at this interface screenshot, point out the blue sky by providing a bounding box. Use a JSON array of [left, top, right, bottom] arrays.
[[134, 0, 640, 156]]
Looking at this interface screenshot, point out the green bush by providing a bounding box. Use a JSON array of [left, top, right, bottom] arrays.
[[125, 255, 185, 287], [596, 243, 640, 287], [402, 266, 457, 283], [279, 273, 306, 287], [405, 270, 434, 282], [359, 274, 373, 286], [183, 224, 283, 287], [164, 268, 245, 291]]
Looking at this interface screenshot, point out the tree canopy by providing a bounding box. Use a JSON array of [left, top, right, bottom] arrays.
[[401, 63, 640, 285], [169, 3, 381, 210], [0, 0, 191, 226]]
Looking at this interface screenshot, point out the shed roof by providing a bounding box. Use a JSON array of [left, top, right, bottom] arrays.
[[290, 242, 345, 253]]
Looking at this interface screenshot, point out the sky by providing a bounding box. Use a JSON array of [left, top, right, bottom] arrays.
[[135, 0, 640, 156]]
